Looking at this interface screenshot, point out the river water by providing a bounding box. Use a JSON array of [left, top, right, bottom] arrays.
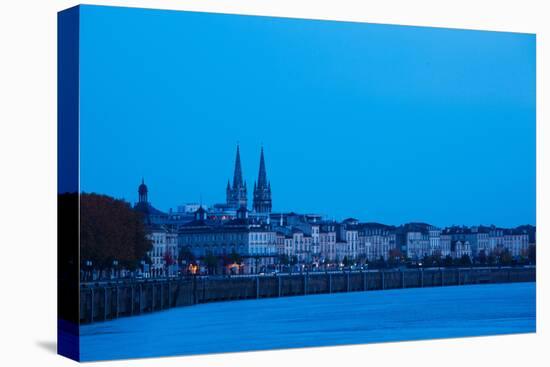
[[80, 282, 536, 361]]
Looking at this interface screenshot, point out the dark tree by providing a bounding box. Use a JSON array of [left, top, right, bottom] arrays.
[[459, 254, 472, 266], [388, 248, 402, 267], [203, 252, 219, 274], [487, 252, 496, 266], [229, 249, 243, 264], [80, 193, 152, 270], [278, 254, 290, 266], [342, 256, 350, 267], [356, 254, 367, 266], [422, 255, 438, 267], [499, 249, 513, 266], [164, 250, 175, 275], [432, 252, 442, 267], [389, 248, 403, 260], [478, 250, 487, 265], [178, 246, 195, 264]]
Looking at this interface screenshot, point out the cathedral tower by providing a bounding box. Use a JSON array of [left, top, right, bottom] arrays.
[[253, 147, 272, 213], [226, 145, 248, 209]]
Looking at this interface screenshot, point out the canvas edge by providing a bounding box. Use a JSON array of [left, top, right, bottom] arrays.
[[57, 4, 81, 362]]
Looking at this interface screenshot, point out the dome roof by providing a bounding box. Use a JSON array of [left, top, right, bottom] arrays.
[[138, 178, 148, 195]]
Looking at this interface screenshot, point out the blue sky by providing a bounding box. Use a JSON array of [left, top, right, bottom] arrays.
[[79, 5, 535, 227]]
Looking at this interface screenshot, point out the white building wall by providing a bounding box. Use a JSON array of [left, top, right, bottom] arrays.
[[406, 232, 430, 260], [429, 229, 441, 256], [440, 235, 452, 257]]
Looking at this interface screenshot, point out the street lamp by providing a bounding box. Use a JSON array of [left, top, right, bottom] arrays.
[[140, 260, 146, 278], [112, 260, 119, 279], [85, 260, 93, 281]]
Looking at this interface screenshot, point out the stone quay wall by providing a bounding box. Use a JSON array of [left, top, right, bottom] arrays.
[[80, 267, 535, 324]]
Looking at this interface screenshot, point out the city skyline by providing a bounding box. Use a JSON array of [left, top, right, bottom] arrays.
[[78, 6, 535, 228]]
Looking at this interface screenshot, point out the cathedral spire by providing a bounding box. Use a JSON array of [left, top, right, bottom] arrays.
[[232, 144, 244, 189], [253, 146, 272, 214], [226, 144, 248, 209], [257, 146, 268, 188]]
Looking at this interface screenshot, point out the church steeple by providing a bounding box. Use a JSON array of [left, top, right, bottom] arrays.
[[257, 147, 268, 188], [253, 147, 272, 214], [232, 144, 244, 189], [226, 144, 248, 209]]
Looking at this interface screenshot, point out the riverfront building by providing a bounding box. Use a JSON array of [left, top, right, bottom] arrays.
[[358, 223, 396, 261], [146, 225, 178, 277], [399, 223, 432, 260], [131, 146, 535, 275], [178, 206, 277, 274], [134, 180, 179, 276]]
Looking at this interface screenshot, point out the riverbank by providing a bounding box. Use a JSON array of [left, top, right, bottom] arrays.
[[80, 266, 535, 324]]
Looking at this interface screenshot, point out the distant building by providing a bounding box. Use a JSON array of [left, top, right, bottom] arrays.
[[133, 145, 535, 273], [488, 227, 529, 257], [291, 229, 310, 264], [358, 223, 396, 261], [440, 233, 452, 257], [226, 145, 248, 210], [147, 225, 178, 277], [338, 221, 359, 261], [223, 144, 273, 226], [283, 235, 293, 259], [134, 179, 169, 225], [207, 204, 238, 222], [319, 223, 337, 262], [275, 232, 286, 256], [406, 232, 429, 260], [270, 213, 328, 266], [252, 147, 272, 216], [177, 203, 208, 214], [429, 227, 441, 256], [451, 240, 471, 259], [310, 224, 321, 263], [335, 241, 348, 263], [444, 226, 488, 257], [178, 206, 277, 274], [401, 223, 431, 260], [468, 227, 490, 256], [133, 180, 178, 276]]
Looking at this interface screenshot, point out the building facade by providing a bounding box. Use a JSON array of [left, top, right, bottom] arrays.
[[132, 146, 535, 275], [147, 225, 178, 277], [178, 207, 277, 274]]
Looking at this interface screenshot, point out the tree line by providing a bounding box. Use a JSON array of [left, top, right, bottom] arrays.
[[76, 193, 152, 270]]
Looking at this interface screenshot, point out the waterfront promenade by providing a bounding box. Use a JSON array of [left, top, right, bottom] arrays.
[[80, 266, 535, 324]]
